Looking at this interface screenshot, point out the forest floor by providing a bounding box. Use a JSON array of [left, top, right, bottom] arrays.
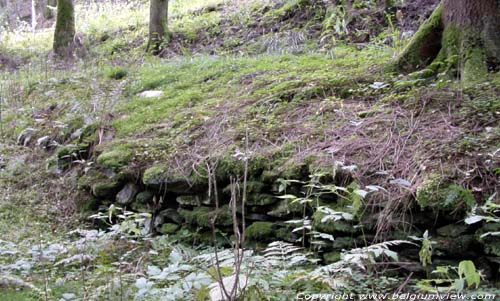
[[0, 0, 499, 300]]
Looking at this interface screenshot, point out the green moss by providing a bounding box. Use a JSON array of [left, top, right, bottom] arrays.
[[312, 209, 359, 235], [393, 4, 443, 71], [416, 176, 475, 211], [159, 223, 180, 235], [179, 206, 232, 228], [246, 221, 274, 240], [105, 66, 128, 80], [143, 165, 168, 185], [246, 194, 276, 206], [96, 147, 133, 171], [92, 179, 122, 198], [323, 251, 341, 263]]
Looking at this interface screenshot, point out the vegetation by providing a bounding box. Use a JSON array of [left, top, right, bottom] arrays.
[[0, 0, 499, 300]]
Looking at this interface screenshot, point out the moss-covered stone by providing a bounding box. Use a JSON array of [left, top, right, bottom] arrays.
[[176, 195, 200, 206], [143, 165, 168, 186], [97, 148, 133, 171], [159, 223, 180, 235], [158, 208, 184, 224], [436, 224, 468, 238], [416, 175, 475, 211], [92, 180, 122, 199], [246, 221, 274, 241], [267, 200, 303, 218], [246, 194, 277, 206], [312, 209, 359, 235], [135, 190, 155, 204], [323, 251, 341, 263], [434, 235, 474, 256], [179, 206, 232, 228]]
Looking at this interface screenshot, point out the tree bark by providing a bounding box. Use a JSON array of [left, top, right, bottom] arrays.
[[147, 0, 169, 54], [394, 0, 500, 86], [53, 0, 76, 57]]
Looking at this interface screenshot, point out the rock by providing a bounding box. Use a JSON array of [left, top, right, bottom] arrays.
[[159, 223, 179, 235], [176, 195, 202, 206], [434, 235, 475, 257], [267, 200, 302, 218], [246, 194, 276, 206], [92, 180, 122, 199], [246, 222, 274, 241], [246, 213, 271, 221], [116, 183, 139, 205], [179, 206, 232, 228], [437, 224, 468, 237], [158, 208, 184, 224], [17, 127, 36, 146], [332, 236, 361, 250], [143, 165, 194, 193], [97, 148, 133, 171], [36, 136, 52, 149], [136, 190, 155, 204], [323, 251, 341, 263], [138, 90, 163, 98]]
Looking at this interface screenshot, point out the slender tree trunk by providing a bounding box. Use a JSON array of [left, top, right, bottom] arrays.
[[53, 0, 75, 57], [394, 0, 500, 86], [147, 0, 169, 54]]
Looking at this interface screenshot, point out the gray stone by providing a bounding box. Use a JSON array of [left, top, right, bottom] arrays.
[[36, 136, 52, 148], [17, 127, 36, 146], [158, 208, 183, 224], [136, 190, 155, 204], [138, 90, 163, 98], [267, 200, 302, 217], [247, 194, 276, 206], [437, 224, 468, 237], [116, 183, 139, 205]]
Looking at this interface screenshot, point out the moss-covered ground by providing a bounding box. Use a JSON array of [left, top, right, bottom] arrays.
[[1, 0, 500, 298]]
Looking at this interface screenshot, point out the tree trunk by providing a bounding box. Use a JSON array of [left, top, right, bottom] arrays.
[[394, 0, 500, 86], [53, 0, 75, 57], [147, 0, 169, 54]]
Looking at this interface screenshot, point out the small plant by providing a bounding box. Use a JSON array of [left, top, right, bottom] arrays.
[[417, 260, 482, 292], [105, 66, 128, 80]]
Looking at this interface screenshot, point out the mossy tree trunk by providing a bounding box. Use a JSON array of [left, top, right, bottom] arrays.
[[53, 0, 76, 57], [147, 0, 169, 54], [394, 0, 500, 86]]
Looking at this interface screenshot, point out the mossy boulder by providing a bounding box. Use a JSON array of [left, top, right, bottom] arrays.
[[135, 190, 155, 204], [223, 181, 265, 195], [332, 236, 361, 250], [416, 175, 475, 211], [312, 210, 359, 235], [246, 221, 274, 241], [323, 251, 341, 263], [142, 165, 193, 193], [434, 235, 475, 257], [97, 148, 133, 171], [159, 223, 180, 235], [179, 206, 232, 228], [246, 194, 277, 206], [50, 145, 84, 171], [267, 200, 303, 218], [436, 224, 468, 238], [157, 208, 184, 225], [176, 195, 210, 206], [92, 179, 122, 199], [143, 165, 168, 186]]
